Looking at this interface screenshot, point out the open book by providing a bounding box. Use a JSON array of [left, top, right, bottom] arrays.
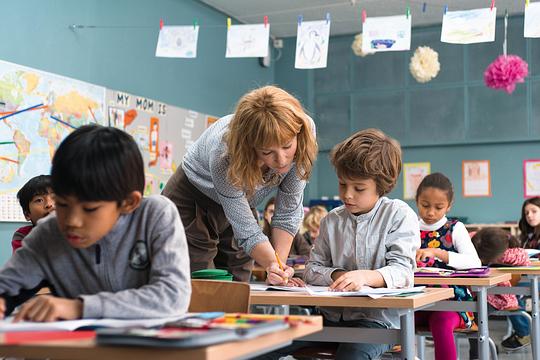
[[250, 283, 425, 299], [414, 266, 490, 277]]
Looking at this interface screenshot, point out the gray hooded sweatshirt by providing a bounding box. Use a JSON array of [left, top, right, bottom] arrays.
[[0, 195, 191, 319]]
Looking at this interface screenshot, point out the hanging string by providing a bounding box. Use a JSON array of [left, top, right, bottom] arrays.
[[503, 9, 508, 57]]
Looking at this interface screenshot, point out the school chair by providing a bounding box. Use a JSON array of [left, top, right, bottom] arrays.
[[189, 279, 251, 313]]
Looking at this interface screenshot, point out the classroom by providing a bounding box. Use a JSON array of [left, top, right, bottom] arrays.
[[0, 0, 539, 359]]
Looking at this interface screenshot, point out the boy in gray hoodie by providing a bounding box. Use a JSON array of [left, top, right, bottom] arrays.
[[0, 125, 191, 321]]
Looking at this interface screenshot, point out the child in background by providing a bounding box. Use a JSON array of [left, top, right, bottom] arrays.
[[262, 197, 311, 257], [471, 228, 531, 353], [302, 205, 328, 247], [519, 197, 540, 250], [414, 172, 482, 360], [303, 129, 419, 359], [0, 125, 191, 321], [12, 175, 55, 253]]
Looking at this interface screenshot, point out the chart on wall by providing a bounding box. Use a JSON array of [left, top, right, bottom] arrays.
[[0, 59, 106, 221], [106, 90, 208, 197]]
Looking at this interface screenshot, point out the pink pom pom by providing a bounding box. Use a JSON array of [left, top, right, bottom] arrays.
[[484, 55, 529, 94]]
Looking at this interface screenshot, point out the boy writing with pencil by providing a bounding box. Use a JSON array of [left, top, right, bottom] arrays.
[[303, 129, 419, 359], [0, 125, 191, 321]]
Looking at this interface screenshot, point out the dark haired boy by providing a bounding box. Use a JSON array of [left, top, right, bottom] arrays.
[[303, 129, 419, 359], [12, 175, 55, 252], [0, 125, 191, 321]]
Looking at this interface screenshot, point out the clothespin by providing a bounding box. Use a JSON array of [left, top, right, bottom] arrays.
[[159, 18, 164, 30], [406, 5, 411, 19], [227, 17, 231, 30], [263, 15, 268, 28], [193, 19, 198, 30], [326, 12, 331, 24], [361, 9, 367, 23], [444, 5, 448, 15], [526, 0, 530, 7], [298, 15, 303, 26], [490, 0, 495, 11], [422, 2, 427, 13]]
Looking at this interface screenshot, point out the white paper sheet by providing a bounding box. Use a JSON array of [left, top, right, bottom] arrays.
[[155, 26, 199, 58], [226, 24, 270, 58], [524, 2, 540, 38], [441, 8, 496, 44], [361, 15, 412, 53], [295, 20, 331, 69]]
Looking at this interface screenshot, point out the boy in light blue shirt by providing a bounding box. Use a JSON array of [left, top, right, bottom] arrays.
[[304, 129, 419, 359]]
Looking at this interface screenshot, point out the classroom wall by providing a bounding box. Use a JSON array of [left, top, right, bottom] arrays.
[[0, 0, 275, 266], [274, 16, 540, 224]]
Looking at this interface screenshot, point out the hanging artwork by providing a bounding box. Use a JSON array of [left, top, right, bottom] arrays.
[[295, 20, 331, 69], [441, 8, 496, 44], [462, 160, 491, 197], [155, 26, 199, 58], [524, 2, 540, 38], [403, 162, 431, 200], [524, 159, 540, 198], [226, 24, 270, 58], [361, 15, 412, 53]]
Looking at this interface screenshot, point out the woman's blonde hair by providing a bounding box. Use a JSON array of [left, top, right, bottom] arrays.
[[224, 85, 317, 196]]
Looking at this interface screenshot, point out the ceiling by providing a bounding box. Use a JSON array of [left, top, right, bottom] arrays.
[[198, 0, 527, 38]]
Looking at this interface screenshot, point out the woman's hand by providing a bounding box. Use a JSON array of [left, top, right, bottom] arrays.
[[266, 262, 295, 285]]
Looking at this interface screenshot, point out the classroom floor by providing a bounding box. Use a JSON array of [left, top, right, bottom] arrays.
[[422, 319, 532, 360]]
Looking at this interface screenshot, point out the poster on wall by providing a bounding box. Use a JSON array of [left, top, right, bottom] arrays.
[[462, 160, 491, 197], [524, 159, 540, 197], [403, 162, 431, 200], [524, 2, 540, 38], [295, 19, 331, 69], [226, 24, 270, 58]]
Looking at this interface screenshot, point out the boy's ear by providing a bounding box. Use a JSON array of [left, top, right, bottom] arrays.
[[23, 212, 31, 222], [120, 191, 142, 214]]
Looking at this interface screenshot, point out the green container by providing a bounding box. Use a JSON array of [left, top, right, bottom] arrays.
[[191, 269, 233, 281]]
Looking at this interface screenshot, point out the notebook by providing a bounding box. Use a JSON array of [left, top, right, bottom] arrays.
[[414, 267, 490, 277], [96, 314, 289, 348]]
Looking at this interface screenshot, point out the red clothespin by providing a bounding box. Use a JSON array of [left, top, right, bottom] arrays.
[[361, 9, 367, 23], [264, 15, 268, 28], [159, 18, 164, 30], [490, 0, 495, 10]]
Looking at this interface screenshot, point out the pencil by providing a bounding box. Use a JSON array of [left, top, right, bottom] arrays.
[[275, 251, 288, 284]]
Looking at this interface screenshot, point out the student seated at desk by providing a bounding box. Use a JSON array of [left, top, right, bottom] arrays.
[[414, 173, 482, 360], [12, 175, 55, 253], [471, 228, 531, 353], [519, 197, 540, 250], [301, 205, 328, 248], [0, 125, 191, 322], [302, 129, 419, 360]]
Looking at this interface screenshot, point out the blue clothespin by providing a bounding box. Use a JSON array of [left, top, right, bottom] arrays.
[[326, 12, 331, 24], [422, 2, 427, 12], [444, 5, 448, 14], [298, 14, 303, 26]]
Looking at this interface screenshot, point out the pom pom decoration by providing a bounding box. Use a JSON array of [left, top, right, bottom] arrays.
[[409, 46, 440, 83], [351, 33, 374, 57], [484, 55, 528, 94]]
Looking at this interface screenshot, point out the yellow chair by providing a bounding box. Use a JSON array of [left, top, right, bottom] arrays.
[[189, 279, 251, 313]]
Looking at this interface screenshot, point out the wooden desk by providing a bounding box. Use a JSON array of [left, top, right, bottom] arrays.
[[464, 223, 519, 236], [414, 272, 511, 360], [489, 268, 540, 360], [0, 315, 322, 360], [251, 288, 454, 360]]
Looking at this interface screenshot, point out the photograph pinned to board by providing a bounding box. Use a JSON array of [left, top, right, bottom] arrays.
[[361, 15, 412, 53], [295, 19, 331, 69], [462, 160, 491, 197], [524, 2, 540, 38], [441, 7, 496, 44], [523, 159, 540, 198], [108, 107, 125, 129], [226, 24, 270, 58], [155, 26, 199, 58], [403, 162, 431, 200]]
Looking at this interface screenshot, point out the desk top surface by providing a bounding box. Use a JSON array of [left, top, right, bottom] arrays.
[[250, 287, 454, 309], [414, 271, 511, 286], [0, 315, 322, 360]]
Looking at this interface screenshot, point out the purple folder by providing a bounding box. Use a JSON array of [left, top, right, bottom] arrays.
[[415, 267, 491, 277]]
